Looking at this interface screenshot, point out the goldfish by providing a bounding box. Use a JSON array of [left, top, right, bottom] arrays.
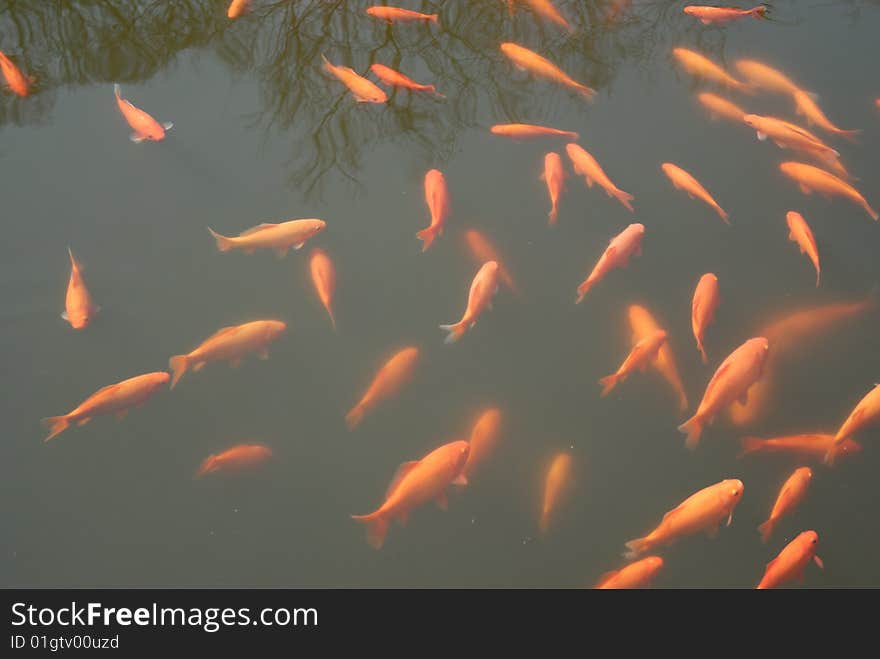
[[779, 162, 878, 221], [462, 408, 502, 478], [208, 218, 326, 257], [696, 92, 747, 123], [42, 372, 170, 442], [624, 479, 744, 558], [599, 330, 668, 398], [227, 0, 251, 19], [196, 444, 272, 478], [576, 224, 644, 304], [758, 467, 812, 543], [679, 337, 770, 449], [827, 384, 880, 463], [113, 84, 172, 143], [541, 152, 566, 225], [63, 248, 99, 330], [346, 346, 420, 430], [785, 212, 821, 287], [734, 59, 801, 96], [738, 433, 861, 462], [566, 143, 634, 212], [539, 452, 573, 534], [756, 531, 823, 589], [792, 90, 860, 141], [365, 6, 438, 23], [369, 63, 444, 97], [351, 440, 469, 549], [683, 5, 768, 24], [440, 261, 500, 344], [628, 305, 689, 413], [462, 230, 519, 296], [876, 98, 880, 110], [309, 248, 337, 330], [168, 320, 287, 389], [490, 123, 579, 141], [594, 556, 664, 589], [671, 47, 751, 93], [661, 162, 729, 223], [0, 50, 32, 97], [321, 55, 387, 103], [743, 114, 840, 161], [499, 42, 595, 100], [417, 169, 449, 252], [520, 0, 574, 33], [692, 273, 720, 364]]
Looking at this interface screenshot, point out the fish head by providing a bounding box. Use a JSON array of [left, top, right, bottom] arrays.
[[448, 440, 471, 472], [741, 114, 760, 130], [265, 320, 288, 339], [309, 219, 327, 238], [68, 310, 91, 330], [368, 88, 388, 103], [641, 556, 664, 573], [151, 372, 172, 389], [722, 479, 744, 507], [798, 530, 819, 551], [837, 439, 862, 458]]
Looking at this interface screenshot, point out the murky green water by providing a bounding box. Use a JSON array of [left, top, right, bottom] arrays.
[[2, 1, 879, 588]]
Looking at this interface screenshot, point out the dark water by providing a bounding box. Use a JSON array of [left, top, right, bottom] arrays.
[[2, 1, 879, 588]]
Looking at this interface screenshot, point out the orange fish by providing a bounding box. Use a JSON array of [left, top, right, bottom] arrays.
[[0, 50, 32, 97], [785, 212, 821, 287], [63, 248, 99, 330], [576, 223, 644, 304], [321, 55, 387, 103], [758, 467, 812, 543], [792, 90, 860, 141], [756, 530, 823, 589], [742, 114, 840, 160], [734, 59, 801, 96], [417, 169, 449, 252], [679, 337, 770, 449], [599, 330, 668, 398], [462, 230, 519, 296], [738, 433, 861, 462], [365, 6, 439, 23], [779, 162, 878, 221], [227, 0, 251, 19], [168, 320, 287, 389], [520, 0, 574, 33], [827, 384, 880, 463], [208, 218, 326, 257], [566, 143, 634, 212], [499, 42, 594, 100], [625, 479, 744, 558], [490, 123, 579, 141], [113, 84, 172, 143], [876, 98, 880, 111], [309, 248, 337, 330], [696, 92, 747, 124], [672, 47, 751, 93], [440, 261, 500, 344], [692, 273, 720, 364], [594, 556, 664, 589], [539, 452, 573, 534], [462, 408, 502, 478], [369, 63, 444, 97], [662, 162, 729, 224], [628, 305, 689, 413], [683, 5, 768, 24], [351, 439, 469, 549], [196, 443, 272, 477], [346, 346, 420, 430], [541, 152, 566, 225], [42, 372, 170, 442]]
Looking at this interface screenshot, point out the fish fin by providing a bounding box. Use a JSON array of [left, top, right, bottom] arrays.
[[678, 415, 704, 450], [598, 374, 619, 398], [799, 183, 812, 195], [192, 361, 206, 372], [416, 227, 437, 252], [439, 323, 465, 344], [162, 121, 174, 131], [257, 347, 269, 360], [451, 473, 468, 486], [41, 415, 71, 442], [814, 555, 824, 569], [585, 176, 595, 188], [274, 246, 289, 259], [239, 223, 278, 237], [345, 404, 364, 430], [76, 417, 91, 426], [351, 514, 389, 550], [615, 190, 635, 213], [202, 325, 240, 343], [116, 409, 129, 420], [698, 342, 708, 364], [623, 537, 650, 560], [757, 131, 767, 141], [168, 355, 189, 389], [61, 311, 69, 321], [292, 242, 305, 251], [129, 134, 146, 144], [436, 491, 449, 511], [726, 512, 733, 527], [385, 461, 420, 499], [661, 505, 686, 524], [207, 227, 236, 252], [113, 83, 122, 98], [758, 519, 774, 544], [229, 357, 242, 369]]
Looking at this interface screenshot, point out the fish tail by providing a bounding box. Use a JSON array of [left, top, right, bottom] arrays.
[[416, 226, 438, 252], [428, 86, 446, 99], [320, 53, 333, 74], [823, 444, 840, 467], [194, 456, 216, 479], [575, 281, 591, 305], [816, 268, 821, 288], [698, 342, 708, 364], [678, 415, 703, 450], [623, 536, 651, 560], [548, 203, 558, 225], [113, 83, 122, 99], [866, 204, 879, 222], [168, 355, 189, 390], [41, 415, 70, 442], [757, 519, 774, 544], [207, 227, 235, 252], [598, 374, 619, 398], [344, 404, 364, 430], [838, 129, 861, 143], [577, 85, 596, 102], [351, 513, 389, 550], [753, 5, 769, 19], [717, 206, 731, 225], [328, 308, 337, 332], [428, 14, 439, 23], [439, 322, 466, 344], [615, 190, 635, 213], [738, 436, 764, 458]]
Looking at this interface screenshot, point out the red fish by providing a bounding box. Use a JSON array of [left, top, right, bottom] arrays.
[[113, 84, 172, 143], [440, 261, 500, 344], [0, 50, 32, 97], [417, 169, 449, 252], [598, 330, 668, 398], [575, 224, 644, 303], [692, 273, 720, 364], [541, 152, 566, 225], [370, 63, 444, 97], [756, 530, 823, 589], [196, 444, 272, 477]]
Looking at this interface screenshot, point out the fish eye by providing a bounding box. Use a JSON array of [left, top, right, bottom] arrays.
[[731, 489, 739, 496]]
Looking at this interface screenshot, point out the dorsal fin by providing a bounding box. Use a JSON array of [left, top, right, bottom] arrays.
[[89, 382, 123, 400], [661, 504, 686, 524], [703, 362, 732, 402], [202, 325, 241, 343], [239, 223, 279, 237], [384, 461, 420, 500]]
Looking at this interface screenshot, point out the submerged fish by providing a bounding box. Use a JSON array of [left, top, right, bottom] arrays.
[[490, 123, 579, 141], [594, 556, 664, 589], [541, 152, 566, 225], [756, 531, 823, 589], [539, 452, 573, 534], [628, 305, 689, 413], [576, 224, 644, 303], [566, 143, 635, 213], [758, 467, 812, 544], [370, 63, 444, 97], [114, 84, 172, 143], [0, 50, 32, 97], [63, 248, 99, 330], [661, 162, 729, 223], [208, 219, 326, 257], [309, 248, 337, 330], [196, 444, 272, 477], [365, 6, 439, 23], [500, 42, 594, 100], [322, 55, 387, 103], [692, 273, 720, 365], [462, 408, 503, 479], [439, 261, 500, 344], [785, 212, 821, 287], [683, 5, 768, 24], [463, 230, 519, 296], [346, 347, 420, 430], [779, 162, 878, 221], [599, 330, 668, 398], [417, 169, 449, 252], [672, 47, 751, 93]]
